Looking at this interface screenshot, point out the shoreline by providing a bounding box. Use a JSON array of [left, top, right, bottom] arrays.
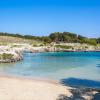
[[0, 73, 59, 85], [0, 75, 72, 100], [0, 75, 100, 100], [0, 73, 100, 89], [0, 50, 100, 63], [0, 42, 100, 63]]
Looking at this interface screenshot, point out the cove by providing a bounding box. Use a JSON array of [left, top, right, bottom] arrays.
[[0, 52, 100, 88]]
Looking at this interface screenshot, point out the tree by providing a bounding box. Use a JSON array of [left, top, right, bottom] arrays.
[[41, 37, 52, 43], [97, 38, 100, 44], [49, 32, 61, 42], [62, 35, 71, 42]]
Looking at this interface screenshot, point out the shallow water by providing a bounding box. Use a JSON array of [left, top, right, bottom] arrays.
[[0, 52, 100, 87]]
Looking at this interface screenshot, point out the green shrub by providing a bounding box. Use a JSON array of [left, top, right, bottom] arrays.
[[0, 53, 13, 60], [32, 44, 38, 47], [55, 45, 72, 49]]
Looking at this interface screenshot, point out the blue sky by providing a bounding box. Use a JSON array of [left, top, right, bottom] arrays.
[[0, 0, 100, 37]]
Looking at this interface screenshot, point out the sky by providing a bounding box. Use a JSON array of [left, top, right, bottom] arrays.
[[0, 0, 100, 38]]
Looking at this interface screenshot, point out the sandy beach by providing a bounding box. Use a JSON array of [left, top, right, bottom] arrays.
[[0, 76, 72, 100]]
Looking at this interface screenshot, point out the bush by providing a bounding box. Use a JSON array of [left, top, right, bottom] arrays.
[[55, 45, 72, 49], [0, 53, 13, 60]]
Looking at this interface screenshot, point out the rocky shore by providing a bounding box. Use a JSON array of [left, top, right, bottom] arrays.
[[0, 43, 100, 63], [0, 52, 23, 63], [0, 45, 23, 63]]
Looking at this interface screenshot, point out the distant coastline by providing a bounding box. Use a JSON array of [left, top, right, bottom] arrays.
[[0, 44, 100, 63], [0, 32, 100, 63]]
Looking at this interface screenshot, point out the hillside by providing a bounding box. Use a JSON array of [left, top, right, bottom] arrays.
[[0, 32, 100, 45], [0, 36, 28, 43]]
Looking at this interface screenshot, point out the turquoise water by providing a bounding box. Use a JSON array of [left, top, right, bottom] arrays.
[[0, 52, 100, 87]]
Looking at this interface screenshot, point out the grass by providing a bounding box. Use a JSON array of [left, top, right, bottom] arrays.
[[0, 36, 34, 43]]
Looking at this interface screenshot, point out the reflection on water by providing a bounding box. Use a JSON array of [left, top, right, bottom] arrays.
[[0, 52, 100, 86]]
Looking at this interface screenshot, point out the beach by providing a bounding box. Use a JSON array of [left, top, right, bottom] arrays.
[[0, 76, 72, 100]]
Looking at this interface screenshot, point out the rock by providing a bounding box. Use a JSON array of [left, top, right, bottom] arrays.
[[0, 51, 23, 63], [57, 87, 100, 100]]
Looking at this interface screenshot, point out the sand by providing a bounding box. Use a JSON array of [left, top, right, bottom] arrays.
[[0, 76, 72, 100]]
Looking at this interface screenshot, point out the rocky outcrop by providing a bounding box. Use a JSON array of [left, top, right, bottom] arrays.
[[0, 51, 23, 63], [26, 46, 56, 53]]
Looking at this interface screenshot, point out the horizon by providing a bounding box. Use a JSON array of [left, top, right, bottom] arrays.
[[0, 0, 100, 38]]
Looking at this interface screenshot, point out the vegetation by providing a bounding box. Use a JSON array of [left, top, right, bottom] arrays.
[[49, 32, 77, 42], [97, 38, 100, 44], [55, 45, 72, 49], [0, 42, 8, 46], [49, 32, 98, 45], [0, 32, 99, 45], [0, 53, 13, 60]]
